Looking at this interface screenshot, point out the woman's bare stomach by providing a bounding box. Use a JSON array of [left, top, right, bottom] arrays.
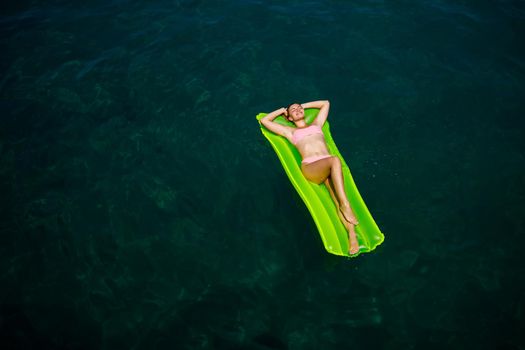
[[296, 136, 330, 159]]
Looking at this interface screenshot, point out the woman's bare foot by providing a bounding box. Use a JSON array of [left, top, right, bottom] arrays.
[[349, 242, 359, 255], [340, 202, 359, 225], [348, 224, 360, 255]]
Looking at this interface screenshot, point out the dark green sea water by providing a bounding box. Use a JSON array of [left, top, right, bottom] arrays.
[[2, 1, 525, 349]]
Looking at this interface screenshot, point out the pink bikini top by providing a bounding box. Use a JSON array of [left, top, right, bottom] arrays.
[[291, 125, 324, 145]]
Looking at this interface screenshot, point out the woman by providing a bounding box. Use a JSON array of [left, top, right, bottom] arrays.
[[260, 100, 360, 255]]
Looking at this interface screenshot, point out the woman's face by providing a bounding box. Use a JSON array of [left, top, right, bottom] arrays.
[[288, 104, 304, 122]]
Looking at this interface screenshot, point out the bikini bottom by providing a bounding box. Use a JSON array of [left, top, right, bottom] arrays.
[[301, 154, 333, 165]]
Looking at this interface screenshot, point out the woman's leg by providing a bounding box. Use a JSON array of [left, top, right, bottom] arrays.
[[300, 157, 333, 184], [325, 157, 359, 225], [302, 157, 358, 223], [302, 157, 360, 255], [347, 225, 360, 255], [324, 178, 360, 254], [324, 177, 339, 211]]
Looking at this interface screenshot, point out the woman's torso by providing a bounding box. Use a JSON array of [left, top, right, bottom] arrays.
[[290, 125, 330, 159]]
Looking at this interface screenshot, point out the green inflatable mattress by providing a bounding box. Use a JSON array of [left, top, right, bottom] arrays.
[[256, 108, 385, 257]]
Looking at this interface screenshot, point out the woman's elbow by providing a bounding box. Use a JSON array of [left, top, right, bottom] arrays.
[[260, 119, 269, 128]]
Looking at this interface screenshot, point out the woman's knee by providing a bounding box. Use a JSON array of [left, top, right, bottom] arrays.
[[330, 156, 341, 168]]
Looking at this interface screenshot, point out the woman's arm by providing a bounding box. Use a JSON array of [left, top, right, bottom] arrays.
[[260, 107, 294, 140], [302, 100, 330, 127]]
